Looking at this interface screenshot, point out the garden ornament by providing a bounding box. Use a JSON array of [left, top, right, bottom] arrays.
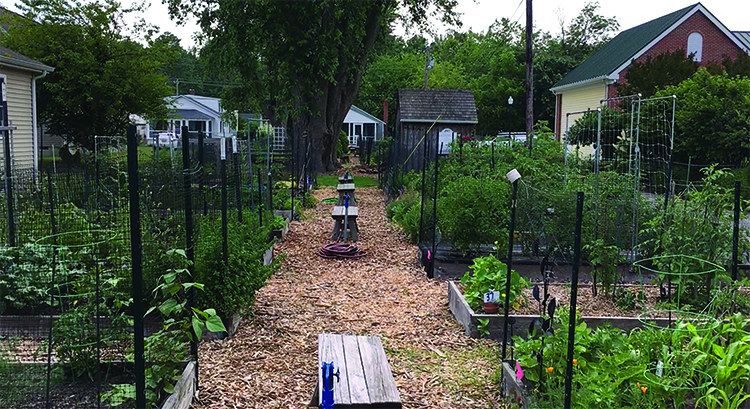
[[321, 361, 340, 409]]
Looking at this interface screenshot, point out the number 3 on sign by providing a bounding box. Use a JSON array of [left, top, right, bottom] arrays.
[[484, 291, 500, 303]]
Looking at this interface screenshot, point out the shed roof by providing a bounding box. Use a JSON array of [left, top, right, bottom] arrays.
[[398, 89, 477, 123]]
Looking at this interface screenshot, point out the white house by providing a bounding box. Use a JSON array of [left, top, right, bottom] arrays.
[[0, 45, 54, 172], [341, 105, 385, 147], [152, 93, 236, 138]]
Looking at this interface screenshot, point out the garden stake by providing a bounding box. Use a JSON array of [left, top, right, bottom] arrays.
[[564, 192, 585, 409], [321, 362, 340, 409], [128, 125, 146, 408], [429, 142, 442, 279], [501, 169, 520, 365], [733, 181, 740, 281], [44, 171, 57, 409], [182, 126, 198, 388]]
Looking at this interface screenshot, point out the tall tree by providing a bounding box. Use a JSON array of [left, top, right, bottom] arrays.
[[1, 0, 172, 148], [561, 1, 619, 62], [658, 69, 750, 165], [168, 0, 459, 172], [616, 49, 699, 98]]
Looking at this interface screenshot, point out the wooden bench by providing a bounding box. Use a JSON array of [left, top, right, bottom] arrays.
[[337, 183, 356, 206], [331, 205, 358, 241], [310, 333, 401, 408]]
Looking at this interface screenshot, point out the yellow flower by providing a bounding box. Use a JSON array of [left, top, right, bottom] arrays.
[[641, 386, 648, 394], [572, 359, 577, 365], [546, 367, 554, 373]]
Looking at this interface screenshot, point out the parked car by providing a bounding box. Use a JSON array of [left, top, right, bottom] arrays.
[[146, 132, 180, 147]]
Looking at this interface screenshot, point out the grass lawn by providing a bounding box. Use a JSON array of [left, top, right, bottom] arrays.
[[316, 174, 379, 188]]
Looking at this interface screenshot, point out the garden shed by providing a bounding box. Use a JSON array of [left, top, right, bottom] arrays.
[[396, 88, 477, 171]]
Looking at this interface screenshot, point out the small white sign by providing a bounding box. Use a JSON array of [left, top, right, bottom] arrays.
[[656, 360, 663, 378], [220, 137, 226, 160], [232, 136, 238, 154], [483, 291, 500, 303]]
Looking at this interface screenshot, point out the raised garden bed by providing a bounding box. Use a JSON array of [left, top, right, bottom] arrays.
[[270, 218, 290, 241], [448, 281, 671, 339], [160, 361, 196, 409]]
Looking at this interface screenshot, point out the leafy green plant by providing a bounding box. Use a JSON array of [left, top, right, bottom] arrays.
[[272, 215, 287, 230], [584, 238, 623, 296], [460, 255, 529, 312], [195, 211, 278, 316], [477, 318, 490, 338]]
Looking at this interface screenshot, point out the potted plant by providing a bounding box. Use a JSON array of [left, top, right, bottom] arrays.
[[460, 255, 530, 314]]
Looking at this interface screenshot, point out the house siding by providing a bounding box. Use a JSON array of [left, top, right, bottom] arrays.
[[557, 84, 607, 140], [1, 67, 34, 170], [617, 11, 746, 84]]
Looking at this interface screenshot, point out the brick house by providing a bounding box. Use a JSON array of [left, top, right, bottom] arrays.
[[551, 3, 750, 141]]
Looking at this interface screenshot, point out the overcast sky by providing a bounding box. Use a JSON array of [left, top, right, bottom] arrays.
[[4, 0, 749, 49], [139, 0, 750, 49]]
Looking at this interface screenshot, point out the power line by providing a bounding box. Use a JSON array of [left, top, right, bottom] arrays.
[[509, 0, 524, 23]]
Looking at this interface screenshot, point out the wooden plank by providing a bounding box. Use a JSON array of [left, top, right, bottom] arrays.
[[367, 336, 401, 404], [357, 336, 387, 404], [329, 334, 352, 405], [332, 206, 359, 217], [342, 335, 370, 405], [318, 333, 352, 406], [337, 183, 355, 191]]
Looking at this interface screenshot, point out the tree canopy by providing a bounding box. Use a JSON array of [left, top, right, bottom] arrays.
[[167, 0, 460, 172], [1, 0, 173, 148], [658, 69, 750, 166]]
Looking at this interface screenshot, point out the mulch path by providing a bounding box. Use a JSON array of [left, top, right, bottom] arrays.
[[193, 185, 505, 409]]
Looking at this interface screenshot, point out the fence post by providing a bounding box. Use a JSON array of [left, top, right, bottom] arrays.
[[198, 131, 206, 216], [233, 137, 242, 223], [258, 172, 263, 227], [733, 181, 741, 281], [1, 78, 15, 246], [221, 138, 228, 265], [564, 192, 585, 409], [181, 125, 198, 387], [44, 171, 57, 408], [127, 125, 146, 409]]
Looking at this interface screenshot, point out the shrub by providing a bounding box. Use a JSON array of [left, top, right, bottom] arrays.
[[460, 255, 529, 312], [194, 211, 278, 316]]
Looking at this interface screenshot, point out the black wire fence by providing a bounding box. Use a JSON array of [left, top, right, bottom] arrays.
[[0, 125, 294, 408]]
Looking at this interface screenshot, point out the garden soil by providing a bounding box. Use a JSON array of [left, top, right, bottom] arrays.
[[193, 184, 506, 409]]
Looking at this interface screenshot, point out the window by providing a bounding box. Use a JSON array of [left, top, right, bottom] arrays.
[[687, 32, 703, 62], [363, 123, 375, 137]]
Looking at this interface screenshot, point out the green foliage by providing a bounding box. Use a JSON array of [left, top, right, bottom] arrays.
[[437, 174, 509, 251], [194, 211, 278, 316], [616, 49, 699, 98], [658, 69, 750, 166], [386, 190, 421, 244], [640, 166, 749, 307], [1, 0, 172, 149], [0, 245, 62, 314], [583, 238, 623, 296], [338, 131, 349, 157], [272, 215, 287, 230], [460, 255, 529, 312]]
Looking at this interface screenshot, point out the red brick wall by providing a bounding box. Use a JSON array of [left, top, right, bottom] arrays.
[[615, 10, 745, 88]]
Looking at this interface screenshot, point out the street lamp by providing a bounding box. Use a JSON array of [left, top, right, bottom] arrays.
[[507, 96, 514, 142]]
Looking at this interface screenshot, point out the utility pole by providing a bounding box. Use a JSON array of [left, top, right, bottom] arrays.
[[424, 46, 434, 90], [526, 0, 534, 156]]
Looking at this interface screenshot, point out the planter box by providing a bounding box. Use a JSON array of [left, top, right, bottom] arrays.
[[263, 246, 274, 266], [270, 219, 290, 241], [502, 361, 528, 409], [448, 281, 671, 340], [160, 361, 196, 409], [274, 209, 295, 221]]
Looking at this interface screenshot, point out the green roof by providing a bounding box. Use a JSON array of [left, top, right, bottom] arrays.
[[552, 3, 697, 90], [734, 32, 750, 50]]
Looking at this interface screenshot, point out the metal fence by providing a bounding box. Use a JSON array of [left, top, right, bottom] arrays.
[[0, 125, 291, 408]]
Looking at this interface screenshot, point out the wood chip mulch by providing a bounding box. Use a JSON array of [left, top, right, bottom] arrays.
[[192, 186, 506, 409]]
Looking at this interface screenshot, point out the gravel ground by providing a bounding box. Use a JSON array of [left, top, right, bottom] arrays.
[[193, 185, 506, 409]]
